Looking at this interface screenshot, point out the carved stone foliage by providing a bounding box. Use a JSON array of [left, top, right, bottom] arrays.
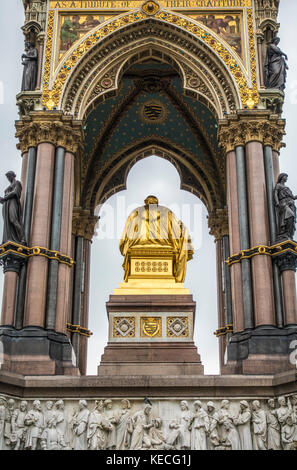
[[16, 91, 42, 117], [208, 207, 229, 241], [0, 395, 296, 450], [218, 112, 286, 154], [254, 0, 280, 30], [15, 113, 84, 154], [72, 210, 99, 241]]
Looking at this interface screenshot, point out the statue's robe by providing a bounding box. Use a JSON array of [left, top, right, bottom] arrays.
[[120, 204, 194, 283]]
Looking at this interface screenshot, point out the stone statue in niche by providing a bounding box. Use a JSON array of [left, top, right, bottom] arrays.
[[266, 399, 281, 450], [189, 400, 209, 450], [10, 400, 28, 450], [233, 401, 253, 450], [21, 41, 38, 91], [0, 171, 26, 245], [264, 37, 288, 91], [130, 403, 154, 450], [87, 400, 112, 450], [71, 400, 90, 450], [24, 400, 44, 450], [251, 400, 267, 450], [274, 173, 297, 240]]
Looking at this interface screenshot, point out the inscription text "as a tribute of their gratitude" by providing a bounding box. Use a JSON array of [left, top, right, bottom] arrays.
[[51, 0, 252, 10]]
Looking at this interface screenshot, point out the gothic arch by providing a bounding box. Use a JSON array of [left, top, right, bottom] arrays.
[[55, 15, 245, 119]]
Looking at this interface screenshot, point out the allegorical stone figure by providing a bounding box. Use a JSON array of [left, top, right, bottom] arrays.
[[206, 402, 220, 450], [116, 399, 132, 450], [179, 400, 192, 450], [120, 196, 194, 283], [11, 401, 28, 451], [251, 401, 267, 451], [264, 37, 288, 91], [233, 401, 253, 450], [274, 173, 297, 240], [266, 399, 281, 451], [218, 400, 241, 451], [71, 400, 90, 450], [24, 400, 44, 450], [87, 400, 111, 450], [21, 41, 38, 91], [189, 401, 209, 451], [0, 171, 26, 245], [130, 404, 154, 450]]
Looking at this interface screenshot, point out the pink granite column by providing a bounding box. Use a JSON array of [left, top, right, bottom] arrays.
[[1, 272, 18, 326], [216, 238, 225, 367], [245, 141, 275, 326], [36, 34, 45, 90], [257, 37, 265, 88], [282, 270, 297, 326], [226, 150, 244, 332], [272, 150, 280, 184], [23, 142, 55, 327], [55, 152, 74, 334]]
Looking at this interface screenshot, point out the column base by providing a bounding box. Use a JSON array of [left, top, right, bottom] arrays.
[[0, 327, 80, 376], [223, 326, 297, 375]]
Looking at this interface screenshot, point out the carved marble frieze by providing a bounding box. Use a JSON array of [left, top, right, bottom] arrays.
[[0, 395, 296, 451]]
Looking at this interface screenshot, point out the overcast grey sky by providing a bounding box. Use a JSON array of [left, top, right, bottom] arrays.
[[0, 1, 296, 375]]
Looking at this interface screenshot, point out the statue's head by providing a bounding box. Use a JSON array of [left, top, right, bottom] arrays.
[[277, 173, 288, 184], [144, 195, 159, 206], [272, 37, 280, 45], [121, 399, 131, 410], [207, 401, 215, 412], [240, 400, 249, 411], [25, 41, 33, 50], [180, 400, 189, 411], [5, 171, 16, 183], [104, 399, 112, 410]]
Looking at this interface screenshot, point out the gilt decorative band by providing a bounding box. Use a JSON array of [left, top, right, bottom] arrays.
[[226, 240, 297, 267], [0, 242, 74, 267], [214, 324, 234, 337], [66, 323, 93, 338]]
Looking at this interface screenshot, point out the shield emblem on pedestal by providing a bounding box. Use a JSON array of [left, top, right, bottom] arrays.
[[141, 317, 161, 337]]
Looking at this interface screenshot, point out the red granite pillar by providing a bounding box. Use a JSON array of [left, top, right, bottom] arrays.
[[55, 152, 75, 334], [23, 142, 55, 327], [20, 151, 28, 208], [282, 270, 297, 326], [245, 141, 275, 327], [272, 150, 280, 184], [226, 150, 244, 332], [1, 272, 18, 326]]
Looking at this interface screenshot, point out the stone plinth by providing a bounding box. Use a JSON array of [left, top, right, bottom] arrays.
[[98, 295, 204, 376]]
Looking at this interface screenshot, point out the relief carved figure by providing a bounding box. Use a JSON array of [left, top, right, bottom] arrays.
[[206, 402, 220, 450], [233, 401, 253, 450], [71, 400, 90, 450], [179, 400, 192, 450], [189, 401, 209, 450], [267, 399, 281, 450], [87, 400, 111, 450], [130, 404, 154, 450], [10, 401, 28, 451], [251, 401, 267, 451], [24, 400, 44, 450], [116, 399, 132, 450], [281, 416, 296, 450], [218, 400, 241, 450], [104, 399, 117, 450], [54, 400, 70, 449], [0, 397, 7, 450]]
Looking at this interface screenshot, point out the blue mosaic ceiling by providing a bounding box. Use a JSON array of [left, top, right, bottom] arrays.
[[82, 62, 224, 211]]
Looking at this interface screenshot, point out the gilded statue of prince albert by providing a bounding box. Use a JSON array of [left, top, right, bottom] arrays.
[[120, 196, 194, 283]]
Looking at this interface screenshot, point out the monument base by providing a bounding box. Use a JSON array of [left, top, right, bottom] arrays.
[[97, 294, 204, 376], [0, 327, 80, 376]]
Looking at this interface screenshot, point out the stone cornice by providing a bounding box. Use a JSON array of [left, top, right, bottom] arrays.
[[15, 112, 84, 154], [218, 112, 286, 154]]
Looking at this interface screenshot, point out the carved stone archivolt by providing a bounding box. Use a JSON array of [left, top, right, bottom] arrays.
[[72, 209, 99, 241], [0, 395, 296, 451], [218, 112, 286, 154], [15, 112, 84, 154]]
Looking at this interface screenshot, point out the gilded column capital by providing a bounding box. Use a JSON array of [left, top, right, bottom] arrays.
[[218, 112, 286, 153], [72, 209, 99, 241], [208, 207, 229, 241], [15, 112, 84, 154]]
